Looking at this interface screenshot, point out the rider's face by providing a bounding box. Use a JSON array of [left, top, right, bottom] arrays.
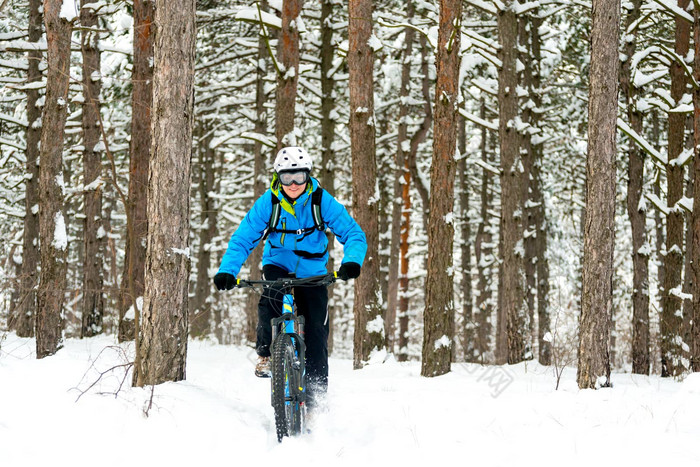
[[282, 182, 307, 200]]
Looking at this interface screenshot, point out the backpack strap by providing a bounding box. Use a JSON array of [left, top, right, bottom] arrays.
[[262, 193, 282, 241], [311, 187, 325, 231]]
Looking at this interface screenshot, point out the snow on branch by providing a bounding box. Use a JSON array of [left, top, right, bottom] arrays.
[[235, 8, 282, 29], [0, 113, 28, 128], [514, 1, 542, 15], [645, 193, 668, 216], [469, 157, 501, 175], [0, 137, 26, 152], [240, 132, 275, 148], [0, 58, 28, 71], [617, 118, 666, 165], [459, 107, 498, 131], [463, 30, 498, 57], [375, 17, 436, 49], [650, 0, 693, 22], [655, 43, 699, 89], [464, 0, 497, 14]]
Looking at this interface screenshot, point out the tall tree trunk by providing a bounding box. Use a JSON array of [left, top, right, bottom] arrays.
[[527, 13, 551, 365], [320, 0, 337, 354], [244, 1, 270, 344], [120, 0, 154, 342], [134, 0, 195, 386], [474, 100, 494, 363], [421, 0, 461, 377], [458, 115, 474, 361], [621, 0, 648, 375], [275, 0, 302, 149], [532, 146, 550, 365], [519, 13, 535, 359], [36, 0, 72, 358], [691, 5, 700, 372], [387, 0, 416, 354], [652, 113, 665, 294], [10, 0, 42, 337], [397, 35, 433, 362], [661, 0, 690, 378], [577, 0, 619, 389], [80, 3, 105, 338], [496, 0, 525, 364], [190, 129, 219, 338], [348, 0, 384, 368]]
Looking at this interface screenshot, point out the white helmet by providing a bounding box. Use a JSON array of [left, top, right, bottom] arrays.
[[274, 147, 313, 173]]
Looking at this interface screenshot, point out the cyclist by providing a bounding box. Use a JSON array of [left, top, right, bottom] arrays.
[[214, 146, 366, 408]]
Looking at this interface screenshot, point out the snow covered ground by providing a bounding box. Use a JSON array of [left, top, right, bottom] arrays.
[[1, 332, 699, 467]]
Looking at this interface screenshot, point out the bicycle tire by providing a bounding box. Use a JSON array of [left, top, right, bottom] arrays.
[[271, 333, 304, 441]]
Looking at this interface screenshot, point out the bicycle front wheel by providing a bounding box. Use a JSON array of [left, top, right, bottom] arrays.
[[271, 333, 304, 441]]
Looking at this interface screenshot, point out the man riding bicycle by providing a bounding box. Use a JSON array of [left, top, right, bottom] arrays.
[[214, 146, 367, 408]]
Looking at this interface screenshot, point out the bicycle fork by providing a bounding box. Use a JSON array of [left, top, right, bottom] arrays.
[[271, 294, 307, 405]]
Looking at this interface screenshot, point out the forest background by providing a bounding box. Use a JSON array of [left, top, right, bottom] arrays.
[[1, 0, 700, 387]]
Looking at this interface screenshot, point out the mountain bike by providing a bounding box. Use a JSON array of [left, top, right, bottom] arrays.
[[235, 272, 337, 442]]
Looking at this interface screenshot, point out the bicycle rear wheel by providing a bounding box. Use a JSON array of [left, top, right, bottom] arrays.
[[271, 333, 304, 441]]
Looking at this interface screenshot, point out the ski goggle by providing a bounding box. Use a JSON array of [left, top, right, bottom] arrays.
[[278, 170, 309, 186]]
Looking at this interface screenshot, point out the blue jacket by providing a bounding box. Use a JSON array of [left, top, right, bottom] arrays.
[[218, 176, 367, 278]]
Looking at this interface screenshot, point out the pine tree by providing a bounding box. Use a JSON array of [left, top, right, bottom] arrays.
[[80, 3, 105, 338], [120, 0, 154, 342], [135, 0, 196, 386], [691, 4, 700, 372], [497, 0, 526, 364], [660, 0, 691, 378], [620, 0, 649, 375], [10, 0, 42, 338], [421, 0, 461, 377], [387, 0, 417, 353], [348, 0, 384, 368], [577, 0, 620, 389], [36, 0, 74, 358]]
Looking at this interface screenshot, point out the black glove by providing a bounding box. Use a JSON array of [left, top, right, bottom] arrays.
[[338, 262, 361, 281], [214, 272, 237, 291]]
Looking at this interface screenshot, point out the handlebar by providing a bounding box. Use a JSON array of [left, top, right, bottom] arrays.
[[235, 272, 337, 291]]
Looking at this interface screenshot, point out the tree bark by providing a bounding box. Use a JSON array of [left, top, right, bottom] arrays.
[[36, 0, 72, 358], [320, 0, 337, 354], [577, 0, 619, 389], [691, 5, 700, 372], [421, 0, 461, 377], [135, 0, 195, 386], [10, 0, 42, 337], [190, 128, 219, 338], [661, 0, 690, 377], [80, 3, 105, 338], [474, 99, 494, 363], [243, 0, 270, 344], [458, 115, 475, 362], [620, 0, 648, 374], [275, 0, 302, 149], [496, 0, 525, 365], [120, 0, 154, 342], [349, 0, 384, 369], [387, 0, 416, 354], [527, 14, 551, 365], [519, 13, 535, 359]]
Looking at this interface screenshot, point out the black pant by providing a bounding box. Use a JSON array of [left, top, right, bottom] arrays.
[[257, 264, 329, 407]]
